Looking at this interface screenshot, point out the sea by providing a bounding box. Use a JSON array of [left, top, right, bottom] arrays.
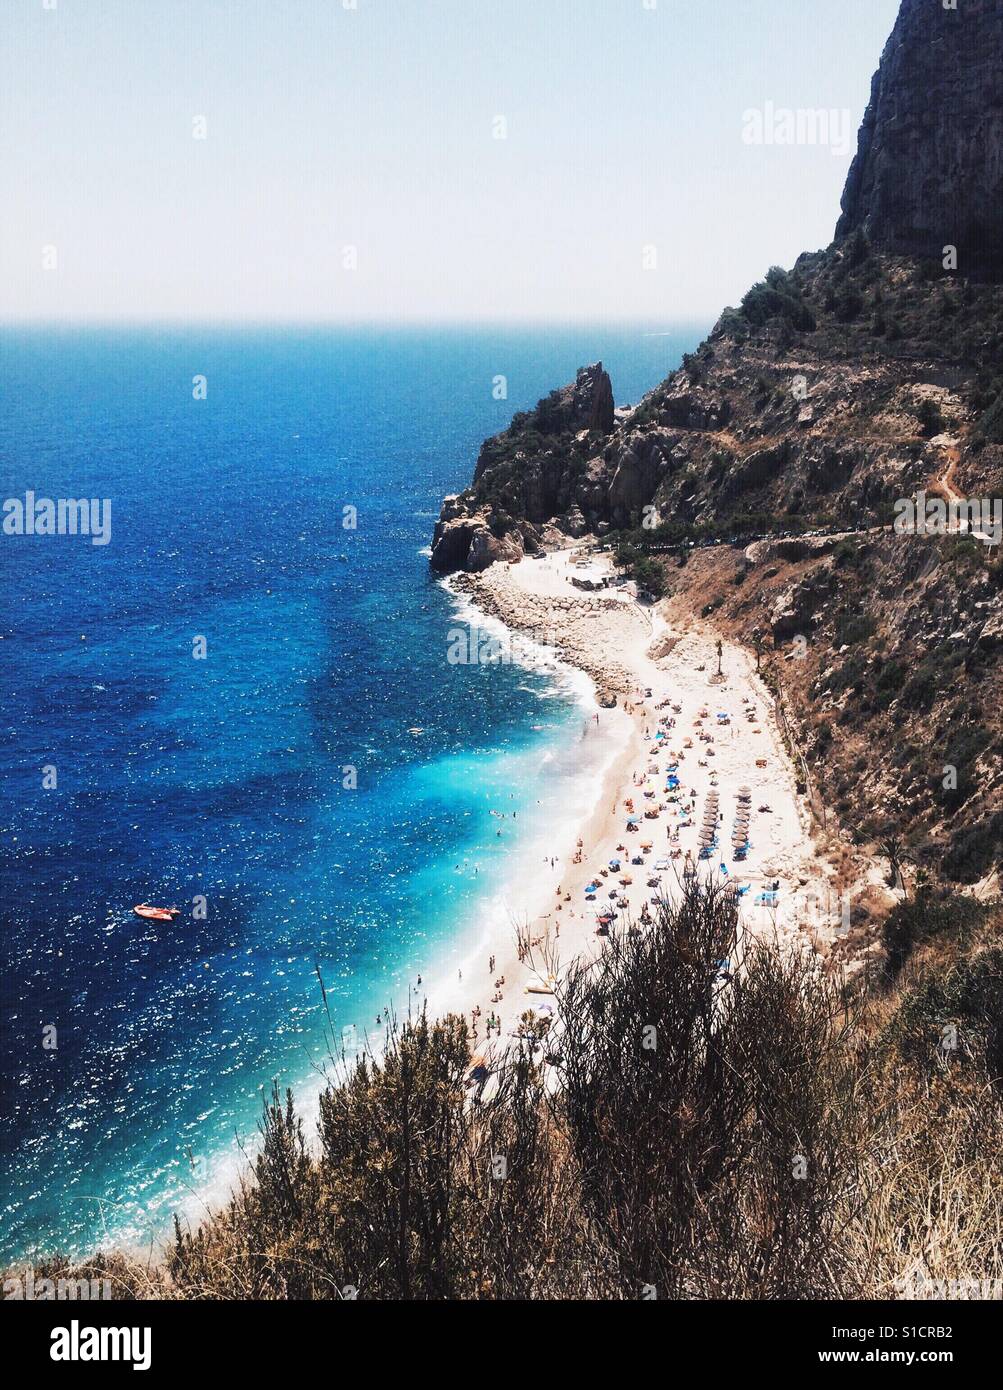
[[0, 322, 702, 1265]]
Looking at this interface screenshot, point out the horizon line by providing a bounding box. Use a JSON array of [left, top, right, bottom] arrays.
[[0, 314, 719, 331]]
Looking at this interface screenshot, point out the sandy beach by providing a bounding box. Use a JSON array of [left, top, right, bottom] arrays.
[[423, 546, 843, 1068]]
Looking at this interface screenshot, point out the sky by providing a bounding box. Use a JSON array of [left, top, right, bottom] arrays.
[[1, 0, 902, 324]]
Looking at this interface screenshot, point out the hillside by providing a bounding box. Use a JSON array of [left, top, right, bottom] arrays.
[[11, 0, 1003, 1306], [430, 0, 1003, 893]]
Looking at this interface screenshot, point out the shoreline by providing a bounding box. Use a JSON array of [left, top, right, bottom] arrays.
[[15, 545, 844, 1270], [422, 546, 841, 1069], [423, 568, 642, 1050]]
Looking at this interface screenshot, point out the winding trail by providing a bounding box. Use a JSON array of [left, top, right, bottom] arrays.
[[935, 441, 963, 505]]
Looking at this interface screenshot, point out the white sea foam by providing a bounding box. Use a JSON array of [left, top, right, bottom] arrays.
[[441, 576, 596, 712]]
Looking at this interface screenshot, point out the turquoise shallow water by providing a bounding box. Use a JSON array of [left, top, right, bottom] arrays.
[[0, 323, 701, 1263]]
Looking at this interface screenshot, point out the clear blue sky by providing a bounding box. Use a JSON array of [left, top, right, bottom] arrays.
[[1, 0, 901, 323]]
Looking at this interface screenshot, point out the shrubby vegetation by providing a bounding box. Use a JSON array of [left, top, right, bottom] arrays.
[[917, 398, 945, 438], [740, 266, 817, 333], [612, 545, 666, 598], [19, 880, 1003, 1301], [943, 811, 1003, 884], [881, 892, 989, 984], [974, 385, 1003, 444], [791, 239, 1003, 376]]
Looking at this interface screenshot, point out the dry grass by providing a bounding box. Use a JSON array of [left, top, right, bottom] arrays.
[[7, 885, 1003, 1302]]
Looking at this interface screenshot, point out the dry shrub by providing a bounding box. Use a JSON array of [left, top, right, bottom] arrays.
[[556, 878, 861, 1298], [13, 886, 1003, 1301]]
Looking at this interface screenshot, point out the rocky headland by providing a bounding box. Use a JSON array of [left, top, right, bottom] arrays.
[[432, 0, 1003, 894]]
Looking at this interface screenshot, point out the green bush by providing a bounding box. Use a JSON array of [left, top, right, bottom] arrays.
[[917, 399, 945, 437], [835, 614, 875, 647], [740, 268, 816, 333], [881, 895, 988, 984], [975, 390, 1003, 444], [942, 812, 1003, 883], [900, 658, 940, 713], [835, 289, 865, 323], [887, 941, 1003, 1081], [936, 724, 993, 810]]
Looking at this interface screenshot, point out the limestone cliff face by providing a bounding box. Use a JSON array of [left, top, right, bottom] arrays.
[[836, 0, 1003, 267], [431, 0, 1003, 582], [429, 363, 615, 573], [427, 0, 1003, 883]]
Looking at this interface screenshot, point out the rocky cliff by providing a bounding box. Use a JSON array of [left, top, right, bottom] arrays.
[[836, 0, 1003, 269], [430, 363, 615, 573], [429, 0, 1003, 886]]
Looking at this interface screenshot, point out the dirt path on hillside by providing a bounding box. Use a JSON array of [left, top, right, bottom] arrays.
[[936, 443, 963, 504]]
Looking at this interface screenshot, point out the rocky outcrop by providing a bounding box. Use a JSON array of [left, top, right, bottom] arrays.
[[430, 364, 616, 573], [471, 362, 614, 491], [576, 362, 615, 435], [977, 601, 1003, 649], [719, 441, 791, 502], [427, 0, 1003, 887], [450, 569, 643, 700], [769, 562, 837, 643], [430, 500, 527, 573], [607, 434, 675, 524], [750, 535, 843, 566], [836, 0, 1003, 268], [660, 381, 732, 430]]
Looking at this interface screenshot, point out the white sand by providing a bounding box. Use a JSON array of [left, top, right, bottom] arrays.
[[424, 549, 839, 1067]]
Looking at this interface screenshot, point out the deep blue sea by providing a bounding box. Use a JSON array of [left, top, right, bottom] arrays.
[[0, 323, 701, 1264]]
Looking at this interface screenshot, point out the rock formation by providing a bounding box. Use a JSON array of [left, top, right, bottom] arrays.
[[430, 0, 1003, 885], [430, 363, 614, 573], [835, 0, 1003, 268]]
